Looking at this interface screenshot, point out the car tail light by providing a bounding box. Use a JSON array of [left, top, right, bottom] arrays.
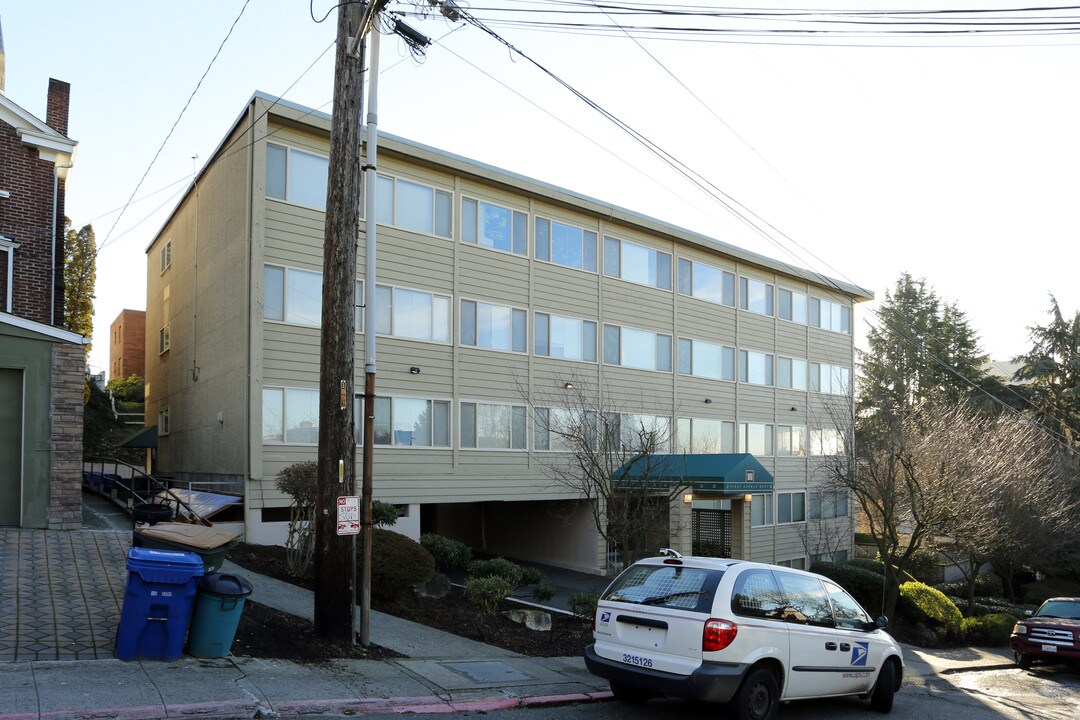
[[703, 619, 737, 652]]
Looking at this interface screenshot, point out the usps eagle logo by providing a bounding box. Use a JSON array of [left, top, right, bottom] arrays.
[[851, 641, 869, 667], [600, 611, 611, 624]]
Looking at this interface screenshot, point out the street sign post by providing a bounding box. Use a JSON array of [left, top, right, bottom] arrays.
[[336, 495, 360, 536]]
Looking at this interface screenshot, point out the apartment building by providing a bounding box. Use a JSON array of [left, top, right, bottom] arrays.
[[0, 30, 84, 528], [109, 308, 145, 381], [144, 92, 869, 573]]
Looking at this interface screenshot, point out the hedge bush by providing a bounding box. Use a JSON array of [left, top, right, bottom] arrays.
[[372, 500, 399, 528], [520, 566, 545, 586], [1021, 578, 1080, 605], [812, 562, 886, 616], [846, 558, 917, 583], [568, 591, 599, 620], [468, 557, 524, 587], [362, 528, 435, 601], [464, 576, 513, 618], [961, 613, 1017, 647], [935, 574, 1003, 599], [898, 581, 962, 636], [532, 583, 556, 602], [420, 534, 472, 571]]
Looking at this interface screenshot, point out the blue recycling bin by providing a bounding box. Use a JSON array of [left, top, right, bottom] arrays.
[[115, 547, 204, 661], [186, 573, 253, 658]]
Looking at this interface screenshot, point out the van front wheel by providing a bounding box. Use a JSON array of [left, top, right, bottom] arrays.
[[731, 668, 779, 720], [870, 660, 896, 713]]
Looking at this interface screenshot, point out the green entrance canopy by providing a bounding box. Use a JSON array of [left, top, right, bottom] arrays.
[[613, 453, 774, 495]]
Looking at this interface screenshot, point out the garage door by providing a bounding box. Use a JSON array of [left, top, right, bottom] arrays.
[[0, 368, 23, 526]]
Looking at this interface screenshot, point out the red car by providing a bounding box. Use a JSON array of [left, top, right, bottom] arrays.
[[1010, 597, 1080, 670]]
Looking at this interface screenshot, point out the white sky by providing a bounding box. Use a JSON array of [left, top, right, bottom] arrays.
[[2, 1, 1077, 378]]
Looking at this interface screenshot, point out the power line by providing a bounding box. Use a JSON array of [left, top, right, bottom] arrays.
[[97, 0, 253, 253]]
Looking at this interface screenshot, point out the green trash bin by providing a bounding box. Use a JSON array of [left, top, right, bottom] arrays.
[[186, 572, 253, 658]]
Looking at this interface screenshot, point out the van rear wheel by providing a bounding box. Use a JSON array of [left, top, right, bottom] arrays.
[[731, 668, 778, 720]]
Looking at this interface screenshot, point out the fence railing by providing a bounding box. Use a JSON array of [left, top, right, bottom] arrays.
[[82, 458, 211, 526]]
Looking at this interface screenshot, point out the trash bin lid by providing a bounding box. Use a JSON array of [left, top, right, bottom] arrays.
[[199, 572, 253, 597], [126, 547, 204, 577]]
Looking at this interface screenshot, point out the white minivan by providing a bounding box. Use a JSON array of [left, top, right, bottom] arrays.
[[584, 551, 904, 720]]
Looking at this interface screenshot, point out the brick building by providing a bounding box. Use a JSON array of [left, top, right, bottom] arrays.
[[0, 20, 86, 529], [109, 309, 145, 381]]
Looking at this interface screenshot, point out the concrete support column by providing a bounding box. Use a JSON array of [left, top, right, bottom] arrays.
[[730, 496, 753, 560], [668, 486, 693, 556]]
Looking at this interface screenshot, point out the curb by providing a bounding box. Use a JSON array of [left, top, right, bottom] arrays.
[[0, 691, 614, 720]]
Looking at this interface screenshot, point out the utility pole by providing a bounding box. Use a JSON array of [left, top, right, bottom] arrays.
[[314, 1, 366, 644]]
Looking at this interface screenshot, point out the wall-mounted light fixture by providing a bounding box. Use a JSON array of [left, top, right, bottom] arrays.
[[790, 406, 798, 412], [743, 493, 753, 504], [683, 493, 694, 504], [704, 398, 713, 404], [409, 366, 421, 375], [563, 382, 574, 389]]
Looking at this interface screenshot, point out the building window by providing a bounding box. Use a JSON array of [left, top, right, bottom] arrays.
[[677, 258, 734, 306], [749, 494, 773, 527], [777, 356, 808, 391], [777, 557, 807, 570], [604, 236, 671, 290], [535, 312, 597, 362], [678, 338, 735, 381], [262, 387, 320, 444], [264, 265, 361, 331], [460, 299, 526, 353], [810, 297, 851, 334], [809, 491, 849, 519], [676, 417, 735, 454], [266, 143, 329, 210], [809, 428, 846, 456], [461, 197, 526, 255], [603, 324, 672, 372], [534, 407, 596, 452], [739, 277, 774, 316], [356, 396, 450, 447], [534, 217, 597, 272], [157, 407, 170, 436], [739, 350, 774, 386], [460, 401, 527, 450], [777, 492, 806, 524], [376, 285, 451, 342], [159, 240, 172, 274], [811, 550, 849, 565], [778, 288, 807, 324], [158, 323, 170, 354], [810, 362, 851, 395], [776, 425, 808, 456], [739, 422, 773, 456], [376, 174, 453, 238], [606, 412, 671, 453]]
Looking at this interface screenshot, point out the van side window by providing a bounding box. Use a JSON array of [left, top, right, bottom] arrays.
[[824, 581, 872, 629], [774, 572, 834, 627], [731, 569, 786, 620]]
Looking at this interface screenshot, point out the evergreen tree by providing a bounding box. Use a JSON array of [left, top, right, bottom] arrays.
[[859, 273, 987, 416], [1013, 296, 1080, 451], [63, 218, 96, 353]]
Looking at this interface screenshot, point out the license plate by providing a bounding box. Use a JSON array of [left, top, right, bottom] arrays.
[[622, 653, 655, 668], [1042, 644, 1058, 653]]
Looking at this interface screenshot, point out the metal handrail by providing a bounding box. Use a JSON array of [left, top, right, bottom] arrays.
[[82, 458, 212, 526]]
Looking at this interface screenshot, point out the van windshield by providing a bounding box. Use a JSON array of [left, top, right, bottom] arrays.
[[603, 564, 722, 612]]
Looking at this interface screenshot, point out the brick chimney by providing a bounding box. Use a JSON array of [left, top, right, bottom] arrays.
[[46, 78, 70, 136]]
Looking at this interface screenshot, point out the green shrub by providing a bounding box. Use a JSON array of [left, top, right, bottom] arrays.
[[568, 591, 600, 620], [275, 461, 318, 577], [854, 532, 875, 545], [362, 528, 435, 601], [693, 540, 726, 557], [961, 613, 1017, 647], [898, 581, 962, 636], [812, 562, 886, 616], [520, 566, 544, 586], [468, 557, 524, 587], [935, 574, 1003, 599], [532, 583, 556, 602], [905, 549, 943, 585], [465, 576, 512, 617], [1021, 578, 1080, 605], [847, 558, 917, 583], [372, 500, 399, 528], [420, 534, 472, 571]]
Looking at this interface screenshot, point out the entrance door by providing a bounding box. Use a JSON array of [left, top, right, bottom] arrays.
[[0, 369, 23, 526]]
